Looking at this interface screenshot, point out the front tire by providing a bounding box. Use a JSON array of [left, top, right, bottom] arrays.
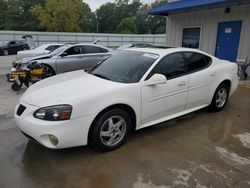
[[89, 109, 132, 152], [43, 65, 55, 78], [3, 49, 8, 56], [11, 82, 22, 91], [209, 83, 229, 112]]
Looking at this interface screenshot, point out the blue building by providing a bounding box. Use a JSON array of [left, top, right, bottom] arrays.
[[149, 0, 250, 63]]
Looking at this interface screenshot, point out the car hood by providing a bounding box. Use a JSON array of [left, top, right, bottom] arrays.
[[21, 70, 124, 107], [17, 53, 52, 63]]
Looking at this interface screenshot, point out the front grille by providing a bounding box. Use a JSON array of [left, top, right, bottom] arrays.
[[17, 104, 26, 116]]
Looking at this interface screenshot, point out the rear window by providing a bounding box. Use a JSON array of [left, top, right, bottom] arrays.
[[84, 46, 108, 53], [184, 52, 212, 73]]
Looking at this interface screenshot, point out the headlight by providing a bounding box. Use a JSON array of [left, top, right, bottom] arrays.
[[33, 105, 72, 121]]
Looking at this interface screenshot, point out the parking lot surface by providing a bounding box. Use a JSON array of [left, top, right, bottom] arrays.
[[0, 59, 250, 188], [0, 55, 15, 75]]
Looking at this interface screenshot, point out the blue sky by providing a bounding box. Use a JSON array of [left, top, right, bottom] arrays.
[[85, 0, 156, 11]]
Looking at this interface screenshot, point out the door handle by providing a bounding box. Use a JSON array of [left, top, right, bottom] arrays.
[[211, 72, 217, 77], [177, 81, 186, 87]]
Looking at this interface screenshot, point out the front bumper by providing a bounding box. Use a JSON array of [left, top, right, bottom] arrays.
[[15, 101, 95, 149]]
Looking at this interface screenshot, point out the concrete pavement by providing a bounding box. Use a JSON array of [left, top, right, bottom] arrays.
[[0, 55, 15, 75]]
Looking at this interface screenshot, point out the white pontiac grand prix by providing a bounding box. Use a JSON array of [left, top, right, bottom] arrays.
[[15, 47, 239, 151]]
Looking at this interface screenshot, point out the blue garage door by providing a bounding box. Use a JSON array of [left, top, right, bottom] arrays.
[[215, 21, 242, 62]]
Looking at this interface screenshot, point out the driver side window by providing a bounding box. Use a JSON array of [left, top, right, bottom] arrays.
[[65, 46, 82, 55], [147, 53, 186, 80], [9, 41, 16, 45]]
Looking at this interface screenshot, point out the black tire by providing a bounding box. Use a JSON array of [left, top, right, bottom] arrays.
[[89, 109, 132, 152], [3, 49, 8, 56], [244, 73, 248, 80], [11, 82, 22, 91], [209, 83, 229, 112], [43, 65, 55, 78]]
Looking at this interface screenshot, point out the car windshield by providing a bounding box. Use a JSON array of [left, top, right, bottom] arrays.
[[91, 50, 159, 83], [50, 45, 68, 56]]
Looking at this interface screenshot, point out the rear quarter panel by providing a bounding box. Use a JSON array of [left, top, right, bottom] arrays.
[[210, 59, 238, 101]]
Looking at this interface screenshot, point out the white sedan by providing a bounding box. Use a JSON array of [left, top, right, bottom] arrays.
[[17, 43, 63, 59], [15, 47, 239, 151]]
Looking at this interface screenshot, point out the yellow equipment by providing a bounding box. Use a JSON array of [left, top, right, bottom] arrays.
[[7, 62, 46, 91]]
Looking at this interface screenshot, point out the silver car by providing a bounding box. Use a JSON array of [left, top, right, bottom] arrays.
[[12, 43, 114, 76]]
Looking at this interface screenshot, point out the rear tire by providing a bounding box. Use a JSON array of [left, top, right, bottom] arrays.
[[209, 83, 229, 112], [89, 109, 131, 152], [244, 73, 248, 80]]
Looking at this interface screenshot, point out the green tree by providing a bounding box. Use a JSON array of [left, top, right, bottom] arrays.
[[0, 0, 7, 29], [4, 0, 23, 30], [96, 0, 167, 34], [32, 0, 83, 32], [148, 0, 167, 34], [96, 2, 116, 33], [2, 0, 45, 31], [79, 2, 96, 33], [116, 17, 137, 34], [96, 0, 141, 33], [134, 4, 150, 34], [19, 0, 46, 31]]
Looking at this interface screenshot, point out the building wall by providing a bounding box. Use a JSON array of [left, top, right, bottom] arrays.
[[166, 4, 250, 61]]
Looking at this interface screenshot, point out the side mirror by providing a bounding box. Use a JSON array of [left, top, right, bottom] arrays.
[[60, 52, 68, 57], [143, 74, 167, 86]]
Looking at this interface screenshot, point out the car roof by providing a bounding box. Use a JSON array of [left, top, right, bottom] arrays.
[[65, 43, 113, 50], [125, 47, 214, 57], [40, 43, 63, 47]]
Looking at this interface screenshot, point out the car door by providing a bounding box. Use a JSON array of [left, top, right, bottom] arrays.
[[7, 41, 17, 54], [17, 41, 26, 51], [141, 52, 188, 123], [184, 52, 216, 109], [55, 45, 85, 73], [81, 45, 112, 70]]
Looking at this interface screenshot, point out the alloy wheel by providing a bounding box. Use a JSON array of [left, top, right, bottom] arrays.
[[215, 88, 227, 108], [3, 49, 8, 56], [100, 116, 127, 147]]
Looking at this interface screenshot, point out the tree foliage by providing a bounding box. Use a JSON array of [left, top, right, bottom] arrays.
[[96, 0, 167, 34], [116, 17, 137, 34], [0, 0, 45, 31], [0, 0, 168, 34], [32, 0, 83, 32]]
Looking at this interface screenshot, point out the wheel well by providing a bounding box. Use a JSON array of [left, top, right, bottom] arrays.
[[2, 48, 7, 53], [220, 80, 231, 92], [87, 104, 137, 142], [42, 64, 56, 75]]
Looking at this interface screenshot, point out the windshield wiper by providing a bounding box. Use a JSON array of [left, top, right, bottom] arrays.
[[92, 73, 110, 80]]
